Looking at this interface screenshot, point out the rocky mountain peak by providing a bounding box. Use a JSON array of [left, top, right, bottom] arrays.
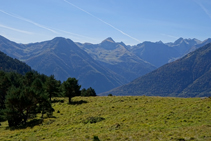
[[101, 37, 115, 43], [174, 37, 184, 45]]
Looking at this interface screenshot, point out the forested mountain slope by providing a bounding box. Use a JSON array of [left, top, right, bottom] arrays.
[[0, 50, 31, 74]]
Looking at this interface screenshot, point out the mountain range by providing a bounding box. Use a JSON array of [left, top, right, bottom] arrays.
[[0, 36, 128, 93], [76, 37, 156, 82], [0, 35, 211, 94], [100, 43, 211, 97]]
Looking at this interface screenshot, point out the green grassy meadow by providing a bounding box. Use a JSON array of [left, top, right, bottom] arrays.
[[1, 96, 211, 141]]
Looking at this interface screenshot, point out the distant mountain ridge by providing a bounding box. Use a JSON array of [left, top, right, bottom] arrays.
[[100, 43, 211, 97], [78, 37, 211, 69], [76, 37, 156, 82], [1, 35, 211, 95], [127, 37, 210, 68]]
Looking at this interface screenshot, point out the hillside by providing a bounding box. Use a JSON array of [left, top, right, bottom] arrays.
[[0, 96, 211, 140], [77, 37, 156, 82], [0, 50, 32, 74], [101, 43, 211, 97]]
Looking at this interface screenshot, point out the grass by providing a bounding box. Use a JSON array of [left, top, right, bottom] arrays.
[[0, 96, 211, 140]]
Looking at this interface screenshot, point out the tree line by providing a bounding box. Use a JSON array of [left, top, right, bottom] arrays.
[[0, 71, 96, 127]]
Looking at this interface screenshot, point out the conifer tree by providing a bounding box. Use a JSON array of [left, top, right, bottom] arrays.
[[23, 71, 35, 87], [81, 87, 96, 97], [63, 77, 81, 103], [0, 73, 11, 109], [44, 75, 61, 101]]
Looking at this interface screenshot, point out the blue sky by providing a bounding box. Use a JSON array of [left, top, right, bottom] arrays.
[[0, 0, 211, 45]]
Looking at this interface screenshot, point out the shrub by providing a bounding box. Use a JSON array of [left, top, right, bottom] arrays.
[[93, 135, 100, 141]]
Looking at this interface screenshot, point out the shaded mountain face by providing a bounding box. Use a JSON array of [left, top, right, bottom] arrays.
[[130, 41, 180, 68], [0, 36, 127, 94], [0, 50, 32, 74], [128, 38, 208, 68], [100, 43, 211, 97], [76, 37, 156, 82]]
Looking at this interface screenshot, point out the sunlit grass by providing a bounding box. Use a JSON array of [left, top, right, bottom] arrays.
[[0, 96, 211, 140]]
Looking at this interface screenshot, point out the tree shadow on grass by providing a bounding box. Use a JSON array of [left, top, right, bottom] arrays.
[[6, 119, 44, 130], [68, 100, 87, 105], [51, 99, 64, 103]]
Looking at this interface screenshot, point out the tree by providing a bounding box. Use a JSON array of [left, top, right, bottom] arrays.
[[81, 87, 96, 97], [44, 75, 61, 101], [0, 73, 11, 109], [4, 84, 53, 127], [23, 72, 35, 87], [63, 77, 81, 103], [4, 86, 36, 126], [31, 78, 53, 117]]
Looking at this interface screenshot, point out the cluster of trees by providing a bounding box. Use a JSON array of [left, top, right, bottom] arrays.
[[0, 71, 96, 127]]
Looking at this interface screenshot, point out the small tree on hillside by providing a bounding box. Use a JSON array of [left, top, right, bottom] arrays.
[[44, 75, 61, 101], [81, 87, 96, 97], [63, 77, 81, 103]]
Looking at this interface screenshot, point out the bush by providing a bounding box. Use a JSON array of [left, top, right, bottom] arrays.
[[93, 135, 100, 141], [108, 94, 113, 96]]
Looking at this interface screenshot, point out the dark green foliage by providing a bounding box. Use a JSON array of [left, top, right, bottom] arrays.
[[81, 87, 96, 97], [93, 135, 100, 141], [0, 109, 5, 122], [44, 75, 61, 101], [0, 72, 11, 109], [23, 72, 35, 87], [0, 51, 32, 74], [0, 70, 86, 127], [3, 84, 53, 127], [108, 94, 113, 96], [0, 71, 57, 127], [4, 86, 36, 126], [63, 77, 81, 103]]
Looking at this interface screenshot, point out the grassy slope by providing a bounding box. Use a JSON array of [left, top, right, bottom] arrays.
[[1, 96, 211, 141]]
